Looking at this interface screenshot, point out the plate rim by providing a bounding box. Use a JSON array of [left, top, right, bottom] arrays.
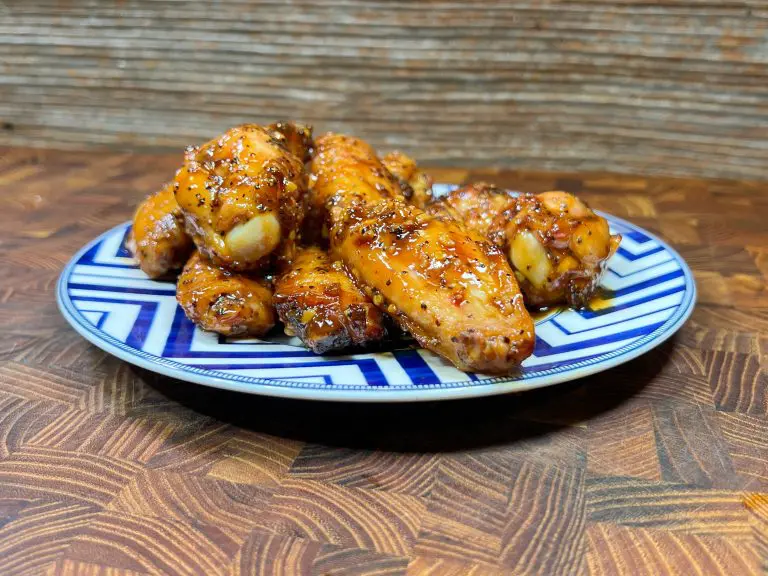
[[56, 212, 696, 402]]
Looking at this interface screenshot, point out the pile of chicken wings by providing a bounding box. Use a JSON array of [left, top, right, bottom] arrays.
[[128, 123, 620, 375]]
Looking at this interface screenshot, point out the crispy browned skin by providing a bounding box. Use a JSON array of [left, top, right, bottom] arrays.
[[177, 251, 275, 336], [127, 182, 194, 278], [274, 247, 387, 353], [268, 121, 314, 163], [174, 124, 307, 272], [428, 184, 621, 308], [310, 134, 534, 374], [381, 151, 434, 209]]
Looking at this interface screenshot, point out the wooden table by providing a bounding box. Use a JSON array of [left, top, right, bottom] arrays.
[[1, 147, 767, 575]]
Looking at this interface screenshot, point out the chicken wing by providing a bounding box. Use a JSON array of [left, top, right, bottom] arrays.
[[268, 121, 314, 163], [303, 134, 402, 247], [307, 135, 399, 212], [428, 184, 621, 308], [177, 251, 275, 336], [381, 151, 433, 208], [127, 182, 194, 278], [174, 124, 308, 272], [310, 134, 534, 374], [274, 246, 387, 353]]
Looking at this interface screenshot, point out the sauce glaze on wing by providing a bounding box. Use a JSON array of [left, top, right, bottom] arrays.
[[428, 183, 621, 308], [267, 121, 314, 164], [174, 124, 307, 272], [303, 134, 401, 247], [311, 134, 534, 374], [177, 251, 275, 336], [127, 182, 194, 278], [274, 246, 387, 354], [381, 150, 434, 208]]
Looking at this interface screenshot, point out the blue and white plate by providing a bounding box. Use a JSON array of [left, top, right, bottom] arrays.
[[57, 186, 696, 402]]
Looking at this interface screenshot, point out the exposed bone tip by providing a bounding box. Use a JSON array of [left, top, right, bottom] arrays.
[[225, 212, 281, 263]]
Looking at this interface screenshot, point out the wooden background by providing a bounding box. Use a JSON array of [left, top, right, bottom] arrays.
[[1, 147, 768, 574], [1, 1, 767, 180]]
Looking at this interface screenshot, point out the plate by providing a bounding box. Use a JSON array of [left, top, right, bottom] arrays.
[[56, 186, 696, 402]]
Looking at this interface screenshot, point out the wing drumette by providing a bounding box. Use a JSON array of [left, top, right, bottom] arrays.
[[428, 184, 621, 308], [176, 251, 275, 337], [127, 182, 194, 278]]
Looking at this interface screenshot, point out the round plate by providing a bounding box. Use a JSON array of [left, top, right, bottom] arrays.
[[57, 187, 696, 402]]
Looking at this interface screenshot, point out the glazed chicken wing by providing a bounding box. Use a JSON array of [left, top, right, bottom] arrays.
[[311, 134, 534, 374], [127, 182, 194, 278], [274, 246, 387, 353], [302, 134, 403, 246], [174, 124, 308, 272], [177, 251, 275, 337], [428, 184, 621, 308], [381, 151, 433, 209], [268, 121, 314, 164]]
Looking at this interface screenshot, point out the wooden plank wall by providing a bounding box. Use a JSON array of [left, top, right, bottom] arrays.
[[1, 1, 767, 179]]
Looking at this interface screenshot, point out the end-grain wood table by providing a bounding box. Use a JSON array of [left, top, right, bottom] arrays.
[[1, 146, 767, 575]]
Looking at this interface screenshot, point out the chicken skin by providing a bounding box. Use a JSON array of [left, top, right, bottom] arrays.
[[274, 247, 388, 353], [428, 184, 621, 308], [267, 121, 314, 164], [381, 151, 433, 209], [310, 134, 534, 374], [303, 133, 403, 246], [127, 182, 194, 278], [307, 134, 399, 219], [177, 251, 275, 337], [174, 124, 308, 272]]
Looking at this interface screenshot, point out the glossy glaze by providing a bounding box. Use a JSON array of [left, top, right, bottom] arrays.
[[274, 246, 387, 354], [268, 121, 314, 164], [176, 251, 275, 336], [173, 124, 308, 271], [311, 134, 534, 374], [428, 184, 621, 308], [381, 150, 434, 208], [126, 182, 193, 278]]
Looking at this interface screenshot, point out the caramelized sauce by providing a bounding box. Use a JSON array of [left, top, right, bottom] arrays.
[[530, 306, 563, 324], [585, 287, 614, 312], [528, 287, 612, 325]]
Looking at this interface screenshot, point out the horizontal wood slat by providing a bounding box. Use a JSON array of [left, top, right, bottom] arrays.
[[1, 1, 767, 179]]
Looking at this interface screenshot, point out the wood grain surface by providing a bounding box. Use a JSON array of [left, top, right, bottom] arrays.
[[2, 1, 767, 180], [1, 146, 768, 574]]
